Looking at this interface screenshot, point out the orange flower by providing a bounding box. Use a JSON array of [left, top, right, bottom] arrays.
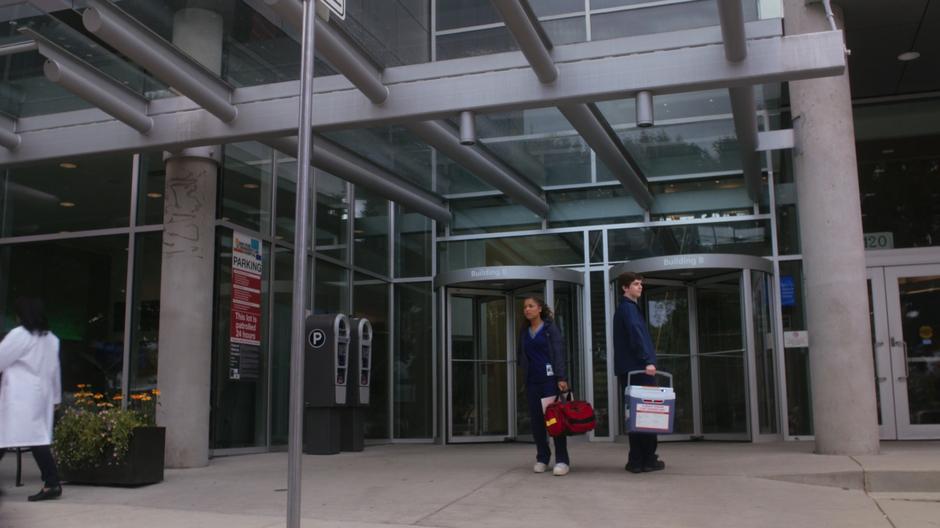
[[93, 393, 104, 400], [151, 389, 161, 396], [112, 394, 123, 401]]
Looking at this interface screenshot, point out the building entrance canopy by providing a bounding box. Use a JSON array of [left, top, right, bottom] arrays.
[[0, 1, 845, 221]]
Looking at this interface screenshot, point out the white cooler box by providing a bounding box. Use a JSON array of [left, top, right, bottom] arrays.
[[624, 371, 676, 434]]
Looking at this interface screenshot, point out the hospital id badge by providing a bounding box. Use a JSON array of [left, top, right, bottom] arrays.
[[545, 363, 554, 377]]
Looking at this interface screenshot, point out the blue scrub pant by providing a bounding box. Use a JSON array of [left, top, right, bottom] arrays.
[[527, 385, 569, 465]]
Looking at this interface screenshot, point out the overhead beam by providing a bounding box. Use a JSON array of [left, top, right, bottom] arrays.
[[0, 31, 846, 167], [0, 115, 21, 149], [263, 0, 388, 103], [265, 136, 452, 224], [21, 28, 153, 134], [494, 0, 652, 208], [557, 103, 654, 209], [82, 0, 237, 122], [405, 120, 549, 218], [0, 40, 37, 57], [717, 0, 748, 61], [490, 0, 557, 83], [719, 0, 762, 201]]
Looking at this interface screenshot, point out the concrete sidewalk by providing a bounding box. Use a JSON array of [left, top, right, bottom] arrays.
[[2, 440, 939, 528]]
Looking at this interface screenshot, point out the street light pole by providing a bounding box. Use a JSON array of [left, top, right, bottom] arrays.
[[287, 0, 317, 526]]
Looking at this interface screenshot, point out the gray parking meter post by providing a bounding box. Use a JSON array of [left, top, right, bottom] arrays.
[[303, 313, 349, 455], [341, 318, 372, 452]]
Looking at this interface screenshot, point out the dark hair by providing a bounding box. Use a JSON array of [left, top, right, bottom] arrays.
[[617, 271, 644, 293], [523, 296, 553, 322], [15, 297, 49, 335]]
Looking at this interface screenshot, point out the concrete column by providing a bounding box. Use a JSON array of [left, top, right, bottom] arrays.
[[783, 0, 879, 454], [156, 7, 224, 468]]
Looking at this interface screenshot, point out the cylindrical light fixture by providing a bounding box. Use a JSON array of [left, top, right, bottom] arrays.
[[636, 91, 654, 128], [459, 110, 476, 146]]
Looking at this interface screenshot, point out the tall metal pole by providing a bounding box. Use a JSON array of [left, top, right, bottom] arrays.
[[287, 0, 317, 526]]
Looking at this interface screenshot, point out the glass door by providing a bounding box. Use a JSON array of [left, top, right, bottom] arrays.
[[695, 273, 750, 439], [447, 289, 512, 442], [511, 284, 544, 440], [883, 265, 940, 439], [642, 281, 694, 437]]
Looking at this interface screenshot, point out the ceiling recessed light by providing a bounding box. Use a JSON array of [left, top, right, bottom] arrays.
[[881, 148, 895, 155], [897, 51, 920, 62], [243, 183, 260, 189], [59, 162, 78, 169], [147, 192, 163, 198], [59, 201, 76, 208]]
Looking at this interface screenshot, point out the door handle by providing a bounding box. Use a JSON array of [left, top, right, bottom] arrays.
[[891, 337, 909, 381]]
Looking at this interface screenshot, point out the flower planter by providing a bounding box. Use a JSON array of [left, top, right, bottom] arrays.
[[60, 426, 165, 486]]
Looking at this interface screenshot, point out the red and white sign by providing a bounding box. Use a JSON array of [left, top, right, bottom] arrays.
[[230, 231, 262, 346]]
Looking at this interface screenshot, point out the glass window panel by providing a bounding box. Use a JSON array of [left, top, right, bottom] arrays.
[[323, 127, 433, 190], [437, 0, 582, 31], [314, 259, 349, 314], [220, 142, 273, 234], [353, 186, 389, 276], [129, 232, 162, 393], [436, 16, 585, 60], [0, 235, 128, 393], [1, 154, 133, 237], [779, 260, 812, 436], [591, 0, 758, 41], [275, 158, 346, 256], [440, 232, 584, 270], [270, 245, 292, 445], [607, 220, 772, 261], [342, 1, 431, 66], [589, 271, 609, 435], [450, 196, 541, 235], [548, 187, 644, 228], [395, 282, 434, 438], [600, 120, 743, 180], [210, 229, 270, 449], [597, 90, 733, 126], [649, 177, 753, 221], [138, 153, 166, 226], [436, 155, 497, 196], [484, 135, 590, 188], [589, 231, 604, 263], [476, 107, 575, 138], [857, 134, 940, 250], [396, 205, 432, 278], [354, 273, 389, 439]]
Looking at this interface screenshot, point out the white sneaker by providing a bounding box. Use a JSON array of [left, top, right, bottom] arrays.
[[533, 462, 548, 473], [553, 463, 570, 476]]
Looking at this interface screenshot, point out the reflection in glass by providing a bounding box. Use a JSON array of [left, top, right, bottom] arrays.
[[649, 177, 752, 221], [221, 143, 272, 234], [396, 205, 432, 278], [450, 196, 541, 235], [354, 274, 389, 439], [0, 235, 128, 392], [395, 283, 434, 438], [697, 279, 747, 434], [590, 272, 610, 435], [643, 286, 693, 434], [897, 276, 940, 425], [591, 0, 757, 42], [608, 221, 772, 261], [354, 187, 389, 276], [752, 271, 777, 434], [1, 155, 133, 237], [452, 361, 509, 437], [129, 232, 162, 393], [138, 153, 166, 226], [440, 232, 584, 270], [270, 245, 293, 445]]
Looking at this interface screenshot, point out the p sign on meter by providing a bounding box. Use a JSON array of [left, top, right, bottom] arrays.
[[308, 329, 326, 349]]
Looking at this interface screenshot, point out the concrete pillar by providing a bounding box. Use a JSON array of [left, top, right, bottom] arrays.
[[783, 0, 879, 454], [156, 7, 224, 468]]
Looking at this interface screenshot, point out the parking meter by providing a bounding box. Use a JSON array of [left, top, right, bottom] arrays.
[[303, 313, 349, 454], [341, 318, 372, 452]]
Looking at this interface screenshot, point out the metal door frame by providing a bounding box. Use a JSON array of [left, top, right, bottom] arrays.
[[868, 267, 898, 439], [881, 264, 940, 439]]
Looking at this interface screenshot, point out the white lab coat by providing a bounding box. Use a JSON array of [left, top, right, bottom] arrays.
[[0, 326, 61, 448]]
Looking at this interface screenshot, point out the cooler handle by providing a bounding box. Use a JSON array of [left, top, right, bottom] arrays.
[[626, 370, 673, 388]]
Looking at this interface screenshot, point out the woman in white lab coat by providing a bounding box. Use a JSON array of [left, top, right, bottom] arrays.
[[0, 297, 63, 501]]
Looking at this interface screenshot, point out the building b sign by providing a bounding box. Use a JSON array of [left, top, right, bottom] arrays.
[[229, 231, 263, 381], [320, 0, 345, 20]]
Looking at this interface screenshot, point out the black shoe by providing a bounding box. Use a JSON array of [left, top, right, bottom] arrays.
[[643, 459, 665, 472], [625, 463, 644, 473], [27, 486, 62, 502]]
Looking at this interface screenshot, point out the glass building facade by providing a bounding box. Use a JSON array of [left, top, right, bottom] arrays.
[[1, 0, 938, 455]]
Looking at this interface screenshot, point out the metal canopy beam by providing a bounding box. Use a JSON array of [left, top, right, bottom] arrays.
[[490, 0, 557, 83], [405, 120, 549, 217], [494, 0, 652, 209], [0, 30, 846, 167], [0, 115, 21, 149], [265, 135, 452, 224], [558, 103, 653, 208], [264, 0, 388, 103], [719, 0, 762, 202], [22, 28, 153, 134], [82, 0, 237, 122]]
